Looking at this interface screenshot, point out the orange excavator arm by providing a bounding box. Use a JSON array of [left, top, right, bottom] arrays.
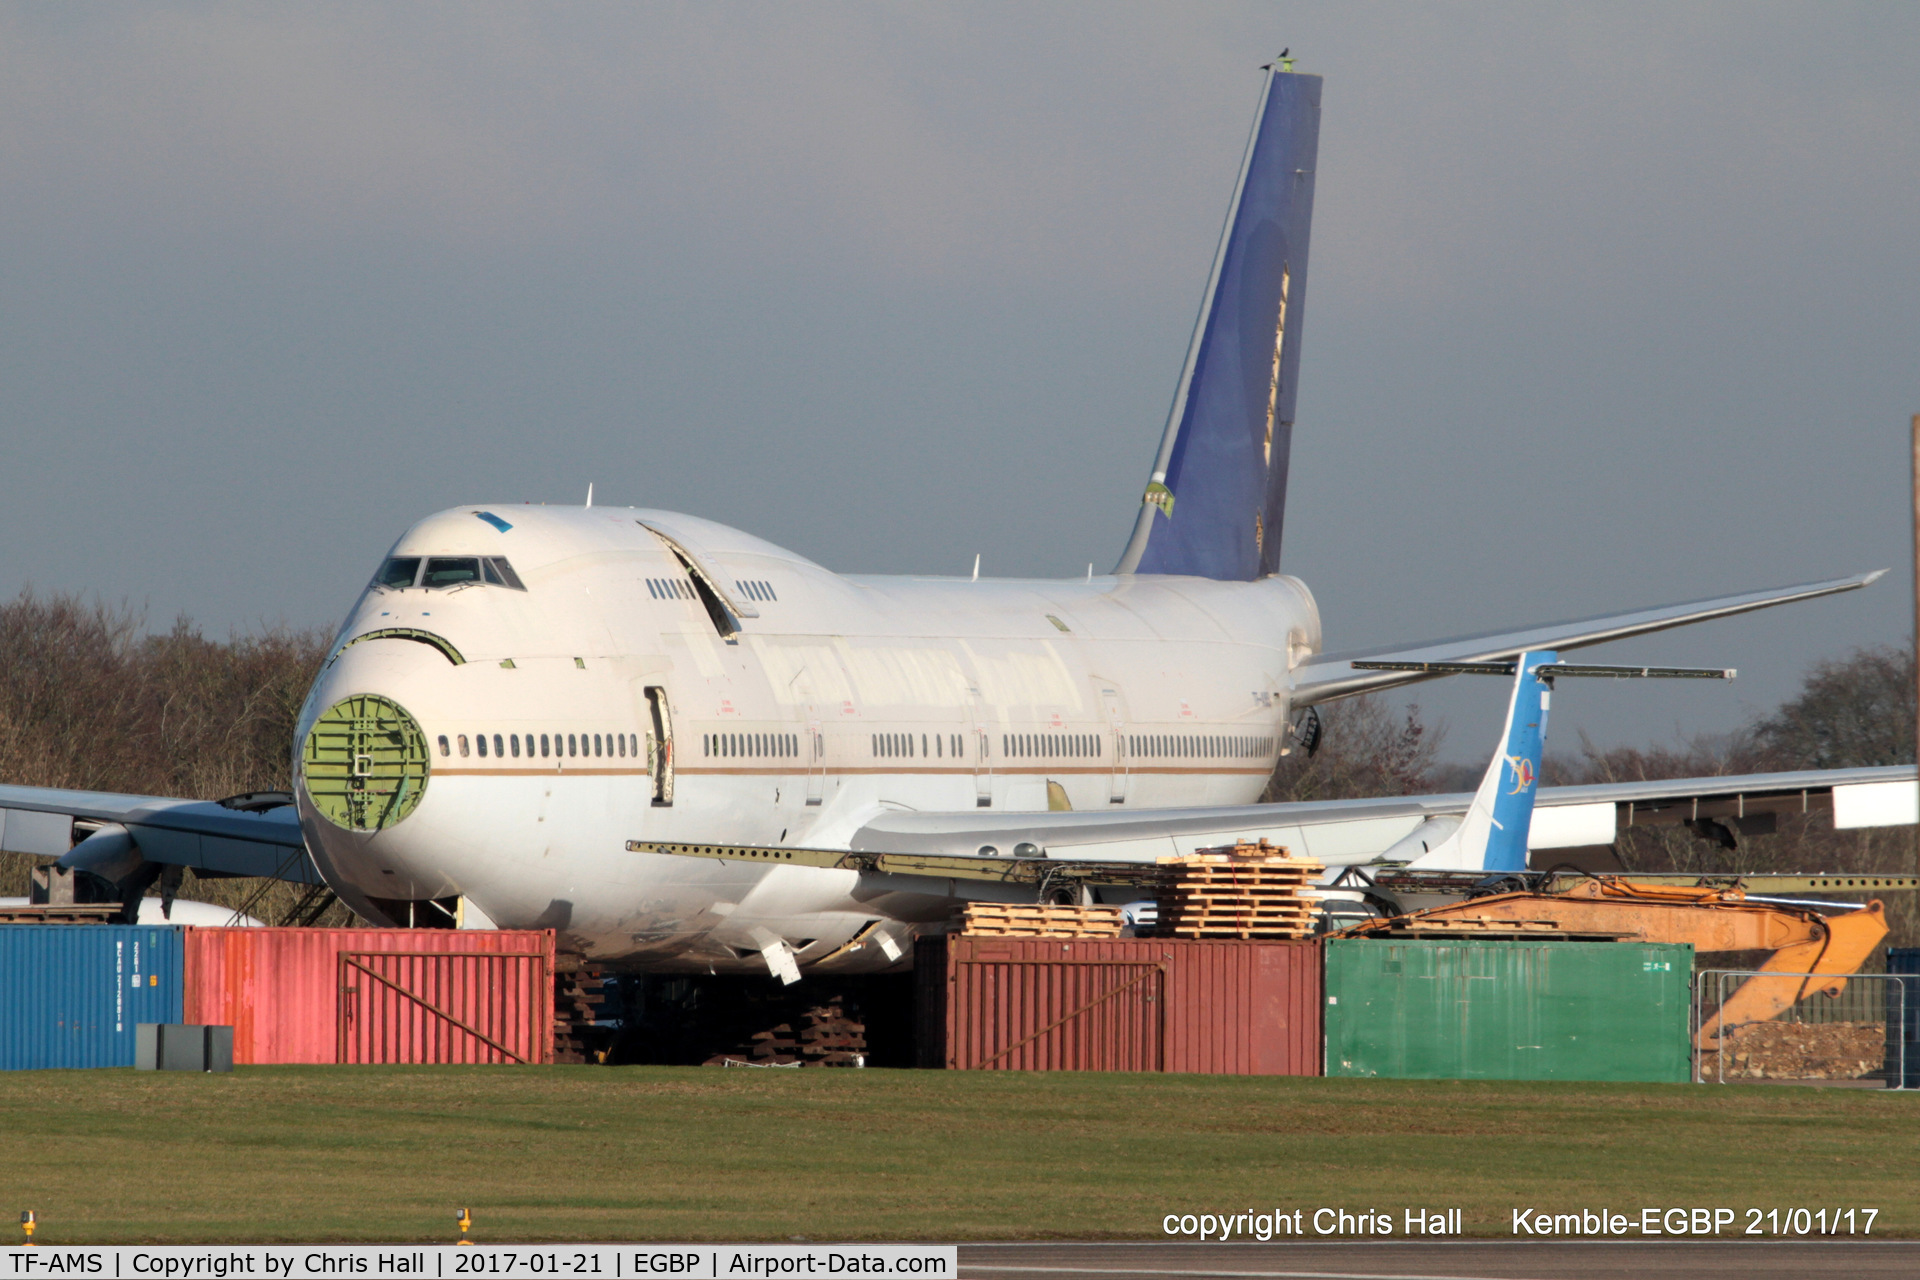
[[1345, 877, 1888, 1048]]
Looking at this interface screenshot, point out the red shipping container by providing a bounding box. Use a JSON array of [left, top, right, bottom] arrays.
[[917, 935, 1321, 1075], [183, 928, 555, 1065]]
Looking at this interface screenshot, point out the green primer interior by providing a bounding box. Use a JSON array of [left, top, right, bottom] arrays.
[[301, 694, 431, 831]]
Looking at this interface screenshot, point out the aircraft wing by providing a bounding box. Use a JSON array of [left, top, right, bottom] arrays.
[[0, 783, 324, 884], [844, 763, 1917, 871], [1289, 571, 1884, 705]]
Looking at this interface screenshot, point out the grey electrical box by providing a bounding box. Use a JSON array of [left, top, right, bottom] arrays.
[[204, 1024, 234, 1072], [135, 1024, 234, 1072], [135, 1023, 159, 1070]]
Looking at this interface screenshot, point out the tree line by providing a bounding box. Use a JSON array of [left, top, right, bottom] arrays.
[[0, 591, 332, 916]]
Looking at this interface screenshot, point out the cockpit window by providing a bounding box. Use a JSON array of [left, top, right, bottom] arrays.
[[376, 558, 420, 588], [487, 557, 526, 590], [375, 554, 526, 591], [422, 557, 482, 587]]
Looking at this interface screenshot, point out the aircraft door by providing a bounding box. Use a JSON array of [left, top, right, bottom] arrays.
[[644, 686, 674, 806], [968, 686, 992, 808], [1096, 680, 1130, 804], [805, 714, 824, 806]]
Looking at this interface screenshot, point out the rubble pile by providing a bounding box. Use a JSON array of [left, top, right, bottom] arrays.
[[1701, 1020, 1887, 1081]]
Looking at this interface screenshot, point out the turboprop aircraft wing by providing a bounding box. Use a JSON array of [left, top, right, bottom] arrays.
[[639, 754, 1917, 893], [0, 784, 324, 885], [834, 651, 1914, 876], [1288, 570, 1884, 706], [835, 764, 1916, 873]]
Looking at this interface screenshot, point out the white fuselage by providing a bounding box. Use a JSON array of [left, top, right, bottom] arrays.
[[295, 506, 1320, 971]]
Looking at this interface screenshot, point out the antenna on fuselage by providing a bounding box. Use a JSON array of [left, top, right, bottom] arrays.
[[972, 554, 980, 582], [585, 483, 594, 508]]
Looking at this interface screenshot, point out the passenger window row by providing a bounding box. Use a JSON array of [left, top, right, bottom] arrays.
[[703, 732, 798, 758], [1128, 733, 1274, 760], [646, 578, 696, 601], [734, 579, 777, 602], [437, 731, 641, 761], [1002, 732, 1102, 760], [377, 556, 525, 591], [871, 732, 965, 759]]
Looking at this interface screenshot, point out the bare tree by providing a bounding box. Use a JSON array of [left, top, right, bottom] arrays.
[[0, 590, 339, 919], [1263, 696, 1446, 803], [1546, 644, 1919, 946]]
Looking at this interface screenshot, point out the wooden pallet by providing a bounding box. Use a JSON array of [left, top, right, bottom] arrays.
[[1162, 869, 1319, 884], [1151, 841, 1324, 940], [959, 903, 1124, 938], [1161, 925, 1314, 939], [1159, 906, 1316, 922], [704, 1001, 869, 1068], [1175, 838, 1304, 861], [0, 905, 122, 925]]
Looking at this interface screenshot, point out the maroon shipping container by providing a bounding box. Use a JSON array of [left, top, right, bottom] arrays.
[[183, 928, 555, 1065], [918, 935, 1321, 1075]]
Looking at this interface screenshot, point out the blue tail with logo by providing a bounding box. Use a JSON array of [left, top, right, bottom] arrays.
[[1407, 651, 1555, 873], [1116, 65, 1321, 580]]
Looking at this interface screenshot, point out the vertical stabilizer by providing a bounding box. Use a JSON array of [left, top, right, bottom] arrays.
[[1116, 66, 1321, 580], [1407, 651, 1555, 873]]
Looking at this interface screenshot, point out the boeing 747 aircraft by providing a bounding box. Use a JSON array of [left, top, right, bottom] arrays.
[[1, 65, 1908, 977]]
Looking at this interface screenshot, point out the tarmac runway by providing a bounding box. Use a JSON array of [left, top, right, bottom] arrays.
[[957, 1240, 1920, 1279]]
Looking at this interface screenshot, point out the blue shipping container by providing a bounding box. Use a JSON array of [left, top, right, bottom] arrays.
[[0, 926, 185, 1069]]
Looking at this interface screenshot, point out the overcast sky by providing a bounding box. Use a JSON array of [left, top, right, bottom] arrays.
[[2, 3, 1915, 760]]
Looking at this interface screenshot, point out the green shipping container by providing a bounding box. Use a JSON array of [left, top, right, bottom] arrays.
[[1324, 939, 1691, 1083]]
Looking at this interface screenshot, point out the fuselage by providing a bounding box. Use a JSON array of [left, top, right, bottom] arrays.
[[294, 505, 1320, 971]]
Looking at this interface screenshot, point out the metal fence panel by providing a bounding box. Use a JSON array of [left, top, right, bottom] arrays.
[[1889, 949, 1920, 1089], [1695, 968, 1906, 1086]]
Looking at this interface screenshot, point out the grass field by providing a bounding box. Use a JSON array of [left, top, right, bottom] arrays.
[[2, 1066, 1915, 1244]]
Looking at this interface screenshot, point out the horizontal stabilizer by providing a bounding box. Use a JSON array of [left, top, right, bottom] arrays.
[[1291, 570, 1881, 705], [1354, 660, 1735, 680]]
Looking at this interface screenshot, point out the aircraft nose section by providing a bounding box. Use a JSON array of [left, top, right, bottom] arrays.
[[299, 692, 433, 831]]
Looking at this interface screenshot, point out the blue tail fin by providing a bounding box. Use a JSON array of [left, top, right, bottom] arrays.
[[1116, 66, 1321, 580], [1407, 651, 1554, 873]]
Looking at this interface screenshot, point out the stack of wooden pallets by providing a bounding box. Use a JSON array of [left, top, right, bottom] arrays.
[[1153, 840, 1324, 940], [704, 999, 869, 1068], [958, 903, 1125, 938], [551, 953, 609, 1064]]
